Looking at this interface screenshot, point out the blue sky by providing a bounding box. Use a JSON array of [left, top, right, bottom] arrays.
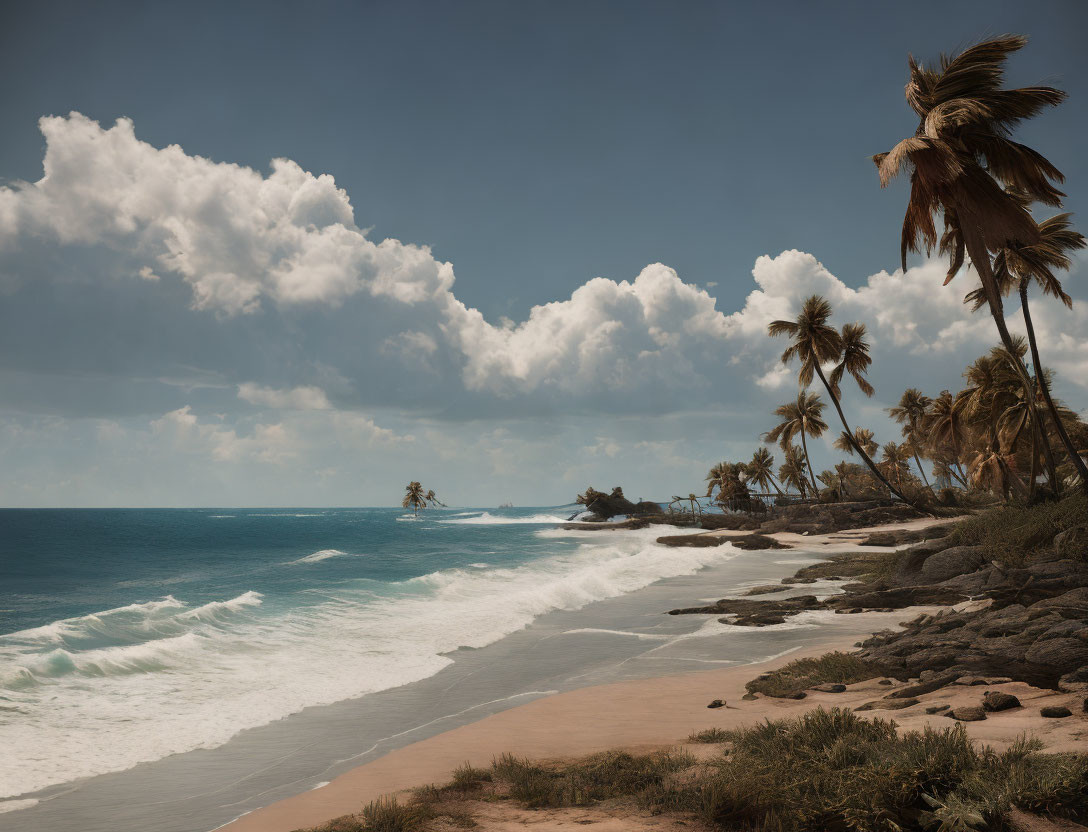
[[1, 0, 1086, 506]]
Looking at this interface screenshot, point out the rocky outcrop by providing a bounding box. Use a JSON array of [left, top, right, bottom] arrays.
[[668, 595, 822, 627]]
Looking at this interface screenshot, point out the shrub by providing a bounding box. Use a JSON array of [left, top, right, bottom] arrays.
[[943, 494, 1087, 567], [687, 727, 730, 743], [744, 651, 887, 698], [359, 797, 428, 832]]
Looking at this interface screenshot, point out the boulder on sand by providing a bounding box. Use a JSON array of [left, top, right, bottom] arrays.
[[982, 691, 1021, 712]]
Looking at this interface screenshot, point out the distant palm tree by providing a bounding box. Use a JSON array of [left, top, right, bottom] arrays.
[[925, 391, 969, 486], [778, 445, 810, 498], [402, 481, 427, 515], [873, 35, 1088, 492], [704, 462, 730, 498], [889, 389, 935, 493], [834, 427, 878, 459], [764, 391, 827, 494], [745, 447, 783, 496], [968, 442, 1024, 501], [768, 296, 909, 502], [424, 489, 446, 508], [879, 443, 913, 494]]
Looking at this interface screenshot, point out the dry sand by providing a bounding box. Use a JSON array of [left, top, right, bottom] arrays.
[[220, 516, 1087, 832]]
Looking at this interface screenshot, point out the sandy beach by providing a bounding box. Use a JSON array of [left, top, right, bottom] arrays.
[[223, 515, 1087, 832]]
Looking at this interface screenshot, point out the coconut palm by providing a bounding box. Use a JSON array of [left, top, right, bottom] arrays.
[[968, 442, 1024, 501], [925, 391, 970, 485], [424, 489, 446, 507], [969, 209, 1088, 492], [834, 427, 878, 459], [778, 445, 810, 498], [705, 462, 737, 498], [402, 481, 429, 515], [746, 447, 784, 496], [768, 295, 912, 503], [879, 443, 913, 494], [888, 389, 936, 492], [873, 35, 1088, 491], [764, 391, 828, 493]]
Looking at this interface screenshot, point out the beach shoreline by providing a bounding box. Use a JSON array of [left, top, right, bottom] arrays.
[[219, 514, 996, 832]]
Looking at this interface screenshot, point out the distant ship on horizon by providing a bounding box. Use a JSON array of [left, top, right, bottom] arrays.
[[498, 502, 514, 508]]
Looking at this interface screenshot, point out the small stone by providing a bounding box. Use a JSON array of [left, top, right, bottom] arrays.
[[953, 676, 989, 686], [856, 697, 919, 711], [982, 691, 1021, 712], [741, 692, 758, 701], [926, 704, 950, 714], [1040, 706, 1073, 719], [946, 706, 986, 722], [814, 683, 846, 693], [987, 677, 1013, 684], [877, 679, 893, 686], [707, 699, 725, 709]]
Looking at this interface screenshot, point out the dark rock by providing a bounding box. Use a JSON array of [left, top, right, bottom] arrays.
[[1057, 666, 1088, 693], [1053, 526, 1087, 560], [953, 676, 990, 686], [813, 684, 846, 693], [855, 697, 919, 711], [770, 690, 806, 700], [699, 514, 760, 531], [920, 546, 986, 583], [1024, 638, 1088, 674], [885, 672, 960, 698], [669, 595, 821, 625], [707, 699, 725, 709], [877, 679, 893, 686], [744, 585, 786, 596], [982, 691, 1021, 712], [730, 534, 791, 551], [926, 704, 951, 714], [1040, 705, 1073, 718], [781, 576, 818, 584], [895, 540, 952, 581], [946, 706, 986, 721], [826, 585, 967, 610], [656, 534, 723, 548], [741, 692, 758, 701]]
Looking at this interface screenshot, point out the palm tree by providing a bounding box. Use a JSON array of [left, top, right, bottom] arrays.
[[968, 442, 1024, 501], [879, 442, 913, 494], [888, 389, 935, 492], [764, 391, 828, 494], [873, 35, 1088, 491], [925, 391, 970, 486], [970, 209, 1088, 493], [778, 445, 810, 498], [705, 462, 734, 498], [834, 427, 878, 458], [768, 295, 912, 503], [424, 489, 446, 508], [402, 481, 428, 515], [745, 447, 783, 496]]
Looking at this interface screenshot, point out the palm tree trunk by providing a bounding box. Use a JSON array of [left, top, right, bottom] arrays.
[[798, 429, 819, 494], [1028, 418, 1041, 501], [911, 449, 935, 493], [1019, 279, 1085, 493], [766, 475, 785, 496], [963, 226, 1088, 494], [810, 360, 922, 508]]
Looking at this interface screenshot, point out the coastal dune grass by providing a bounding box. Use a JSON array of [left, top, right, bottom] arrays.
[[941, 493, 1087, 567], [744, 650, 888, 698], [301, 709, 1088, 831]]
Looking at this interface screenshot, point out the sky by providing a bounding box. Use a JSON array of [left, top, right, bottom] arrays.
[[0, 0, 1086, 507]]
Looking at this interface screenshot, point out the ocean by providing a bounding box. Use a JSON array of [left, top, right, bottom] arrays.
[[0, 506, 893, 831]]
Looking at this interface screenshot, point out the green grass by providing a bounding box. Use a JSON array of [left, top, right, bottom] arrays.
[[688, 727, 730, 743], [744, 651, 888, 698], [942, 493, 1087, 567]]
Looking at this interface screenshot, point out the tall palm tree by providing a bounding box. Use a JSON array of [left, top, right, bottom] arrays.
[[768, 295, 912, 503], [778, 445, 810, 498], [745, 447, 784, 495], [764, 391, 828, 493], [873, 35, 1088, 491], [888, 389, 935, 492], [969, 209, 1088, 492], [402, 481, 428, 515]]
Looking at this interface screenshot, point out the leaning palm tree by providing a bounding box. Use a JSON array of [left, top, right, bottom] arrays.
[[764, 391, 828, 493], [704, 462, 733, 498], [968, 208, 1088, 492], [768, 296, 912, 503], [424, 489, 446, 508], [834, 427, 878, 459], [925, 391, 970, 485], [402, 481, 428, 515], [888, 389, 935, 492], [873, 35, 1088, 491], [745, 447, 784, 496]]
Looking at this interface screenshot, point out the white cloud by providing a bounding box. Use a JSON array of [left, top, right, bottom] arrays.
[[237, 383, 331, 410]]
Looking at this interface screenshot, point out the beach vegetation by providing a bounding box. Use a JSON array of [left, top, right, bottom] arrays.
[[743, 651, 888, 698], [687, 727, 730, 743]]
